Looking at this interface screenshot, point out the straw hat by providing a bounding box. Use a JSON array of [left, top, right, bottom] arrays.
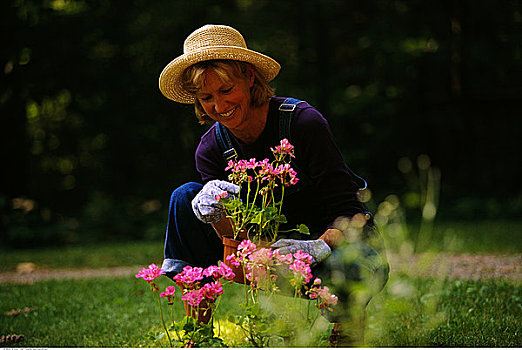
[[158, 24, 281, 104]]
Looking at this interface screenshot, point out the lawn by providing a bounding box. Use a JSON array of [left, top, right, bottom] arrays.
[[1, 219, 521, 347], [1, 273, 520, 347], [365, 275, 521, 347], [0, 240, 164, 272], [1, 219, 521, 273]]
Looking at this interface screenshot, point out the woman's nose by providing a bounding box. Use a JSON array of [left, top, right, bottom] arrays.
[[213, 96, 228, 114]]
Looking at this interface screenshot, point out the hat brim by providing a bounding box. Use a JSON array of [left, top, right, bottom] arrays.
[[159, 46, 280, 104]]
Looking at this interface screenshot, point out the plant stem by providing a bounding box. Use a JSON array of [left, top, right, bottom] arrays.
[[243, 264, 249, 305], [156, 293, 173, 347]]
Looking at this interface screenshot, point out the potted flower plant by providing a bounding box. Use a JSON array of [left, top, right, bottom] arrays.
[[214, 139, 310, 281]]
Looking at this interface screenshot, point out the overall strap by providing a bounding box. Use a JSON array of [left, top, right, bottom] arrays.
[[278, 97, 368, 191], [214, 97, 305, 163], [215, 122, 238, 162], [278, 97, 305, 141]]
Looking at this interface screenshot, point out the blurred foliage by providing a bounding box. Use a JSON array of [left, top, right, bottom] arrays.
[[1, 0, 521, 247]]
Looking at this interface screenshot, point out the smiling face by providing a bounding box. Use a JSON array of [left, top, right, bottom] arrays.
[[196, 67, 255, 133]]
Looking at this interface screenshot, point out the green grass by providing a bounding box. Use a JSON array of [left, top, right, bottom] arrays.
[[366, 275, 521, 347], [0, 275, 248, 347], [1, 275, 161, 347], [1, 220, 520, 273], [424, 220, 522, 254], [1, 219, 520, 346], [0, 240, 164, 272], [1, 274, 520, 347]]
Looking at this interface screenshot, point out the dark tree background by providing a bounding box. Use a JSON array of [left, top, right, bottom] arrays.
[[1, 0, 521, 247]]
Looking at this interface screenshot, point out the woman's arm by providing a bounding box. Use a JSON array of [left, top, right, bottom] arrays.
[[318, 227, 344, 249], [291, 106, 367, 233]]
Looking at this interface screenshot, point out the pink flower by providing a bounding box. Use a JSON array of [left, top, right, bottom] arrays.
[[258, 161, 299, 187], [160, 286, 176, 302], [259, 163, 281, 183], [218, 262, 236, 280], [271, 138, 295, 156], [225, 160, 236, 172], [135, 263, 166, 282], [293, 250, 313, 264], [173, 266, 204, 287], [257, 158, 270, 169], [246, 265, 269, 287], [237, 240, 256, 256], [249, 248, 273, 266], [289, 259, 313, 284], [200, 281, 224, 301], [214, 191, 228, 201], [225, 159, 248, 173], [313, 277, 322, 285], [277, 163, 299, 186], [226, 254, 241, 267], [203, 265, 221, 279], [257, 159, 276, 181], [273, 250, 293, 265], [226, 159, 252, 184], [246, 158, 258, 169], [182, 289, 204, 307], [308, 286, 338, 310]]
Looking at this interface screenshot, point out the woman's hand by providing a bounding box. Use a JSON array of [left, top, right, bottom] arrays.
[[271, 239, 332, 266], [191, 180, 239, 223]]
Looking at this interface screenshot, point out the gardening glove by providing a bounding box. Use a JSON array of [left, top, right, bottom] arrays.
[[192, 180, 239, 224], [271, 239, 332, 266]]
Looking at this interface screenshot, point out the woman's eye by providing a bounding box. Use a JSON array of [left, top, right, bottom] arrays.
[[200, 95, 211, 101], [222, 86, 233, 93]]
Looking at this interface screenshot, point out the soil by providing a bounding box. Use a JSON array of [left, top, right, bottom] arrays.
[[0, 266, 142, 285], [0, 253, 520, 284], [387, 253, 522, 281]]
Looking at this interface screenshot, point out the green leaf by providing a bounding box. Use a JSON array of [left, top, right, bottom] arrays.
[[251, 211, 263, 225], [298, 224, 310, 235], [182, 316, 197, 332]]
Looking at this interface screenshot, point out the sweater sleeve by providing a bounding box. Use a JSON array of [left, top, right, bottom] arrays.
[[291, 106, 365, 229]]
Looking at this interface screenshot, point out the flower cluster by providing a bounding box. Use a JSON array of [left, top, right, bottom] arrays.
[[173, 266, 203, 286], [160, 286, 176, 304], [217, 139, 306, 242], [136, 261, 236, 308], [181, 281, 224, 307], [225, 157, 298, 187], [135, 263, 166, 282], [271, 138, 295, 158], [288, 256, 313, 287], [135, 263, 166, 292], [214, 191, 228, 201], [135, 262, 234, 347], [307, 278, 339, 312], [172, 263, 235, 307], [226, 240, 316, 295], [135, 241, 339, 347]]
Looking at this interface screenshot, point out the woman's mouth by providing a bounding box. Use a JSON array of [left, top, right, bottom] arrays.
[[219, 107, 237, 119]]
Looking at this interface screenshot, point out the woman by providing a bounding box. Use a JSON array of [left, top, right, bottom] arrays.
[[158, 24, 388, 346]]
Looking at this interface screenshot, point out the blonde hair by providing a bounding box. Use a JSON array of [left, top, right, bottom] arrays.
[[181, 60, 275, 124]]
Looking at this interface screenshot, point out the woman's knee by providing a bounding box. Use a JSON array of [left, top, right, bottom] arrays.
[[169, 182, 202, 206]]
